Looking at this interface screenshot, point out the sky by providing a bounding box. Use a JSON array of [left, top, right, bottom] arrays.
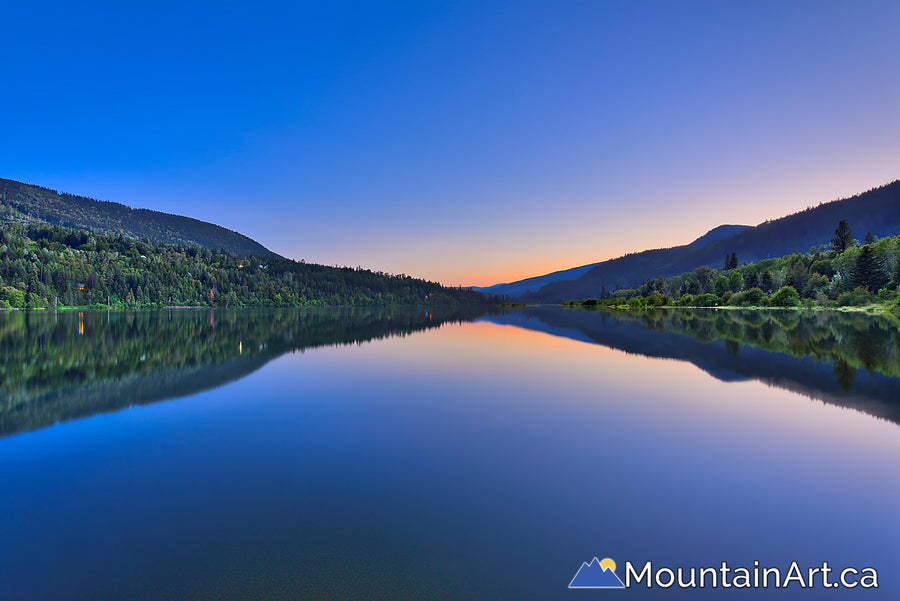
[[3, 1, 900, 286]]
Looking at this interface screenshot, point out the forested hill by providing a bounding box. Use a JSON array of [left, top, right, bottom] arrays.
[[0, 222, 489, 308], [0, 177, 276, 257], [521, 180, 900, 303]]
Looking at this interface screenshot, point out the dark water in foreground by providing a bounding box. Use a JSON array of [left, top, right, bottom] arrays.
[[1, 307, 898, 600]]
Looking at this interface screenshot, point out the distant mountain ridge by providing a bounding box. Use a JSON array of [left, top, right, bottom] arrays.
[[520, 180, 900, 303], [472, 262, 601, 298], [685, 224, 751, 247], [473, 225, 749, 298], [0, 177, 277, 257]]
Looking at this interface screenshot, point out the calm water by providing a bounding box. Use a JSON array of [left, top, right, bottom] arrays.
[[1, 307, 898, 600]]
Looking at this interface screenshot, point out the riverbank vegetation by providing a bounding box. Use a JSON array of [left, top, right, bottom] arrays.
[[564, 221, 900, 313]]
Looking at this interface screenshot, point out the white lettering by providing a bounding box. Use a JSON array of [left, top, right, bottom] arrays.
[[698, 567, 717, 588], [614, 560, 876, 590], [783, 562, 806, 588], [655, 567, 675, 588], [677, 568, 696, 588], [625, 561, 652, 587], [840, 567, 858, 588], [719, 562, 732, 588], [732, 568, 751, 588], [860, 568, 878, 588]]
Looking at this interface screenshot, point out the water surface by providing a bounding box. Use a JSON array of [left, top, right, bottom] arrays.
[[1, 307, 897, 600]]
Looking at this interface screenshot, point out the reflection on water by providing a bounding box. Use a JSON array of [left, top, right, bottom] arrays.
[[1, 306, 898, 600], [5, 306, 900, 436], [484, 307, 900, 425], [0, 306, 489, 437]]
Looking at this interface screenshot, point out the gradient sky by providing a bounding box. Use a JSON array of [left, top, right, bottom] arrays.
[[3, 1, 900, 286]]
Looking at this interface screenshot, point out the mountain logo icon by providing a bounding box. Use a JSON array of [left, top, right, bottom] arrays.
[[569, 557, 626, 589]]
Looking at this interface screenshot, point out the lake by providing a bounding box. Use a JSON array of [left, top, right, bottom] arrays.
[[1, 306, 898, 600]]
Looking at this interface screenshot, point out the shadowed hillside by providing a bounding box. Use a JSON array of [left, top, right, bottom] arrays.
[[521, 181, 900, 303], [0, 177, 277, 256]]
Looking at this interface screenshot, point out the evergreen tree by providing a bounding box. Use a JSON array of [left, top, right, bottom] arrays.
[[864, 231, 876, 245], [831, 219, 856, 253], [852, 245, 887, 293], [744, 271, 759, 290]]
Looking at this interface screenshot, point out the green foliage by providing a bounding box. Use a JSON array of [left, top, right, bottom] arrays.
[[729, 288, 769, 307], [714, 276, 729, 296], [693, 293, 719, 307], [0, 177, 276, 256], [525, 181, 900, 304], [831, 219, 856, 253], [0, 222, 490, 309], [770, 286, 800, 307], [723, 252, 739, 270], [837, 287, 873, 307], [0, 285, 24, 308], [563, 224, 900, 312], [645, 292, 668, 306], [727, 270, 744, 292], [809, 259, 834, 277], [852, 245, 888, 293]]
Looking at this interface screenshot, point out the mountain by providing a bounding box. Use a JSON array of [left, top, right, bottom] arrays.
[[520, 180, 900, 303], [471, 262, 601, 298], [472, 224, 748, 298], [685, 224, 751, 247], [1, 221, 490, 308], [0, 177, 277, 257]]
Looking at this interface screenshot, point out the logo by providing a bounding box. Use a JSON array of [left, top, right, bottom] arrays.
[[568, 557, 879, 591], [569, 557, 626, 589]]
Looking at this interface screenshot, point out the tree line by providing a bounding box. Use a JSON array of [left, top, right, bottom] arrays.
[[564, 220, 900, 310], [0, 222, 492, 309]]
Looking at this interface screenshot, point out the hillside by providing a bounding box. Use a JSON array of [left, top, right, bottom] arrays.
[[475, 224, 749, 298], [685, 224, 751, 247], [471, 261, 601, 298], [520, 180, 900, 303], [0, 221, 490, 308], [0, 177, 277, 257]]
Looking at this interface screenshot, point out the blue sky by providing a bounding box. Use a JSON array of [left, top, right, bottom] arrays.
[[3, 1, 900, 285]]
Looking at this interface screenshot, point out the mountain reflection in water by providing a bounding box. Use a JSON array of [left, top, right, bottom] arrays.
[[483, 307, 900, 426], [0, 306, 488, 437], [4, 305, 900, 438]]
